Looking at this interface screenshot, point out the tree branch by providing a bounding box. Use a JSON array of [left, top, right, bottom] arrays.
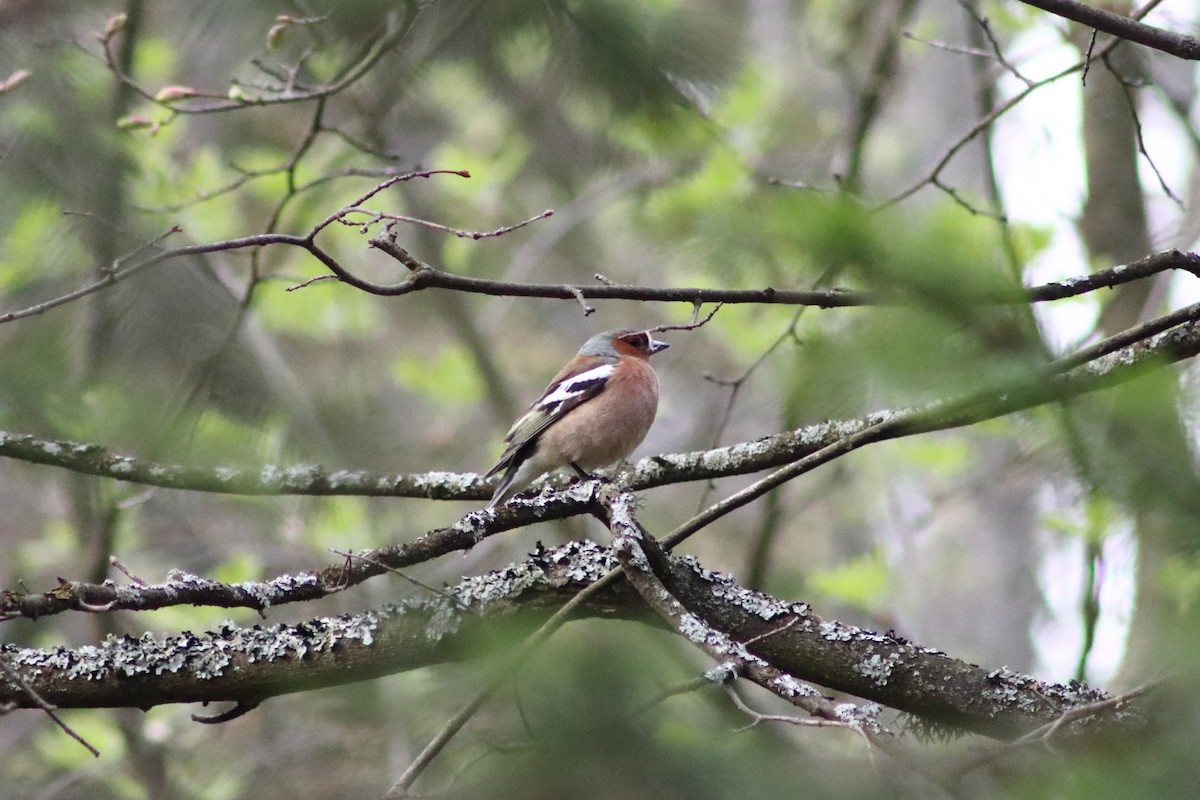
[[0, 541, 630, 711], [599, 490, 1135, 741], [4, 291, 1199, 508], [1019, 0, 1200, 60], [881, 5, 1160, 209], [366, 235, 1200, 307], [0, 487, 600, 620], [603, 488, 887, 733], [0, 539, 1137, 743], [96, 6, 417, 116]]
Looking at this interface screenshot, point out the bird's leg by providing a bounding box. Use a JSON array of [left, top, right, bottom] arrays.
[[569, 462, 594, 480]]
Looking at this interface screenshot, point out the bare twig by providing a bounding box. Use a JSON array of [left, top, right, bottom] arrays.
[[384, 546, 628, 797], [192, 700, 260, 724], [340, 208, 555, 239], [9, 170, 1196, 326], [0, 654, 100, 757], [331, 548, 475, 613], [566, 285, 596, 316], [660, 302, 1200, 551], [1107, 56, 1184, 207], [837, 0, 920, 193], [901, 32, 994, 60], [648, 303, 723, 334], [602, 488, 886, 732], [0, 225, 181, 324], [956, 0, 1034, 86], [1018, 0, 1199, 59], [108, 556, 147, 586], [724, 685, 849, 731], [932, 177, 1007, 220], [952, 682, 1152, 780], [95, 6, 417, 116], [309, 169, 472, 236], [365, 236, 1200, 307], [880, 4, 1165, 210]]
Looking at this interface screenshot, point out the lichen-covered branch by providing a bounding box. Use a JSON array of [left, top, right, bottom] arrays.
[[0, 539, 1137, 742], [0, 541, 632, 711], [603, 488, 887, 734], [4, 295, 1199, 506], [597, 494, 1137, 742], [0, 485, 599, 621]]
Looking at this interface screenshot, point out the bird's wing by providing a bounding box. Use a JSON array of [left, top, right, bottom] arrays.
[[484, 361, 615, 478]]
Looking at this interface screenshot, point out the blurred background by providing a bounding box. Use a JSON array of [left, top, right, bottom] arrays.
[[3, 1, 1200, 797]]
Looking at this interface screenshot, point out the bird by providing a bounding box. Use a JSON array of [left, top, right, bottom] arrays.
[[484, 328, 669, 509]]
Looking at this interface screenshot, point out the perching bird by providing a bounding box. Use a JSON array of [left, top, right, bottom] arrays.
[[484, 328, 669, 509]]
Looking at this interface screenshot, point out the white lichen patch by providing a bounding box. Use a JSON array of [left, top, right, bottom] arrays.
[[454, 508, 494, 541], [550, 540, 617, 583], [240, 572, 320, 609], [677, 612, 717, 646], [699, 449, 737, 471], [326, 469, 368, 489], [563, 481, 597, 503], [453, 561, 543, 607], [818, 620, 856, 642], [418, 606, 457, 643], [771, 672, 820, 698], [676, 613, 760, 665], [374, 474, 401, 491], [704, 662, 740, 684], [708, 579, 792, 621], [982, 666, 1109, 715], [817, 619, 891, 645], [413, 470, 478, 495], [835, 701, 884, 731], [213, 466, 244, 483], [280, 464, 322, 488], [612, 537, 650, 572], [163, 571, 220, 589], [856, 652, 901, 686]]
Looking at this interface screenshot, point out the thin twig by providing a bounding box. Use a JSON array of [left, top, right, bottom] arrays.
[[956, 0, 1034, 86], [1107, 56, 1184, 207], [1018, 0, 1199, 59], [0, 655, 100, 757], [879, 12, 1152, 210], [0, 225, 181, 324], [331, 549, 475, 613], [952, 682, 1153, 780], [384, 558, 628, 797]]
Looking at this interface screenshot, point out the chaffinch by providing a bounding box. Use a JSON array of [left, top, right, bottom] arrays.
[[485, 328, 669, 509]]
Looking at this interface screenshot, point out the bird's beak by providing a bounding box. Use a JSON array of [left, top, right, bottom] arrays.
[[649, 338, 669, 354]]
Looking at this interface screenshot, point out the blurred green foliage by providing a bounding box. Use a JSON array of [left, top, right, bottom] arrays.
[[1, 1, 1198, 799]]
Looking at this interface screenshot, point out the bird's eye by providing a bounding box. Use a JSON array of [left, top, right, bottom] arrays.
[[625, 332, 648, 348]]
